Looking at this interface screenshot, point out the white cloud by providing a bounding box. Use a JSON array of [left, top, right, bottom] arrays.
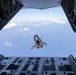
[[33, 19, 67, 27], [3, 22, 17, 29], [51, 19, 67, 24], [35, 21, 50, 26], [18, 28, 29, 31], [4, 42, 12, 47]]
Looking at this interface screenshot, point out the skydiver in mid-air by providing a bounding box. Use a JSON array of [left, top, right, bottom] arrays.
[[31, 34, 47, 49]]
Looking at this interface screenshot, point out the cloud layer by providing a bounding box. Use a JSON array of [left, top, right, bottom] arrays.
[[3, 19, 67, 30]]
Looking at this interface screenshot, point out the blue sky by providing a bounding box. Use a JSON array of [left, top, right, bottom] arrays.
[[0, 7, 76, 57]]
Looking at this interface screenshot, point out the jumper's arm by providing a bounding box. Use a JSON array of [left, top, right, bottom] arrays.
[[31, 45, 36, 49]]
